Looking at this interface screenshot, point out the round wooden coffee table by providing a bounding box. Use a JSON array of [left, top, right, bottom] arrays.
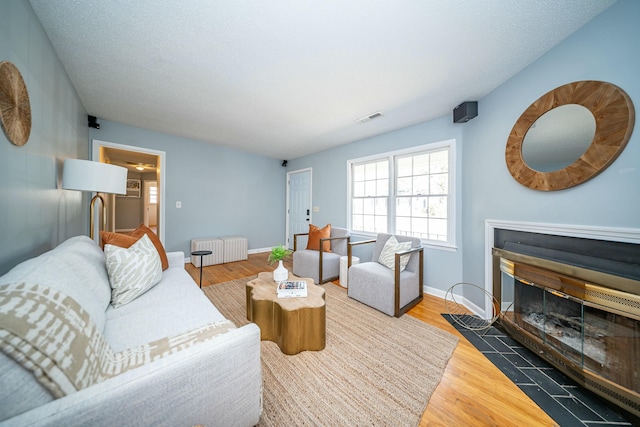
[[246, 272, 325, 355]]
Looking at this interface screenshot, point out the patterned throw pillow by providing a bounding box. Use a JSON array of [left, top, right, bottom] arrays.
[[104, 234, 163, 308], [377, 235, 412, 272]]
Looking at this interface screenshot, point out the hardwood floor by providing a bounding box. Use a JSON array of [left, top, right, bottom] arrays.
[[186, 254, 558, 426]]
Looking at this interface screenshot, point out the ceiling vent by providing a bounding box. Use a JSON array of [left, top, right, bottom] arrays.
[[355, 111, 383, 124]]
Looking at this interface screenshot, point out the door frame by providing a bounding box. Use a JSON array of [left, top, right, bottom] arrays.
[[286, 167, 312, 249], [92, 139, 167, 244]]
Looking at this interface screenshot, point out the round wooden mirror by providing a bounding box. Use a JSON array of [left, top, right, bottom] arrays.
[[505, 81, 634, 191]]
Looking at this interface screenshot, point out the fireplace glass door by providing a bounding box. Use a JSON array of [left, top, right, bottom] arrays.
[[501, 271, 640, 396]]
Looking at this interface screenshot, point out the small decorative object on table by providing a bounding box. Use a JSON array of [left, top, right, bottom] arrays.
[[268, 244, 292, 282], [276, 280, 308, 298]]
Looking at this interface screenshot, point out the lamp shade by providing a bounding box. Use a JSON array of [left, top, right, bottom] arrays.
[[62, 159, 127, 195]]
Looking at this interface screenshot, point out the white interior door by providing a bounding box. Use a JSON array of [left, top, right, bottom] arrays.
[[143, 180, 158, 229], [287, 169, 312, 249]]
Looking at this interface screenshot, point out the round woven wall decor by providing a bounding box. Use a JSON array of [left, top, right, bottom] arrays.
[[0, 61, 32, 146]]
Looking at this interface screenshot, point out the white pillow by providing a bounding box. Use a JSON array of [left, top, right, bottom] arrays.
[[378, 235, 412, 271], [104, 234, 163, 308]]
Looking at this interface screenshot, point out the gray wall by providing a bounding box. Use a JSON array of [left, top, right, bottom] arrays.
[[89, 120, 287, 255], [0, 1, 88, 275], [289, 0, 640, 297]]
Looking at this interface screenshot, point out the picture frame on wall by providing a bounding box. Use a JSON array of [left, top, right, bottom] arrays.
[[119, 178, 141, 198]]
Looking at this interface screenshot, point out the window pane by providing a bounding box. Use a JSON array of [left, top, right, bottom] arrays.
[[396, 216, 411, 235], [377, 178, 388, 196], [375, 198, 387, 215], [412, 217, 428, 236], [353, 181, 364, 197], [377, 161, 389, 179], [413, 175, 428, 195], [352, 215, 364, 231], [414, 154, 430, 175], [353, 164, 365, 181], [397, 176, 412, 195], [412, 197, 428, 217], [429, 196, 447, 218], [365, 180, 377, 197], [431, 150, 448, 173], [428, 218, 448, 241], [430, 173, 448, 194], [375, 215, 388, 233], [396, 197, 411, 216], [365, 163, 377, 180], [397, 157, 412, 177], [363, 214, 375, 231], [352, 198, 363, 214]]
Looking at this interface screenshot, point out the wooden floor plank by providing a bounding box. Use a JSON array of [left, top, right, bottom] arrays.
[[185, 254, 558, 426]]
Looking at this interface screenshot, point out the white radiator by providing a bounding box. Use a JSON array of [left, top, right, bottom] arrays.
[[221, 236, 248, 263], [190, 238, 224, 267]]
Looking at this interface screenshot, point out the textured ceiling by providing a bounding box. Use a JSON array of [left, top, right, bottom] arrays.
[[30, 0, 615, 160]]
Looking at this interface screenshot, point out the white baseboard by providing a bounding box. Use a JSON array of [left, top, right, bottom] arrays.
[[424, 285, 485, 318]]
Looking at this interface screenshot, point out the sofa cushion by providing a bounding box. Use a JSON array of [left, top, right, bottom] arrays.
[[129, 224, 169, 270], [105, 234, 163, 308], [104, 266, 228, 352], [0, 235, 111, 332]]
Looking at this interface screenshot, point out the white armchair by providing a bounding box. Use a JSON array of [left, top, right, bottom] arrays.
[[347, 233, 424, 317]]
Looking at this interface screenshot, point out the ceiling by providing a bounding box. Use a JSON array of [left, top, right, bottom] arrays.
[[30, 0, 615, 160]]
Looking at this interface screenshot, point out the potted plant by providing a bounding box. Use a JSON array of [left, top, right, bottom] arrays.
[[268, 244, 292, 282]]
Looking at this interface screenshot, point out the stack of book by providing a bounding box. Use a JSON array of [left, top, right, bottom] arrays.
[[276, 280, 308, 298]]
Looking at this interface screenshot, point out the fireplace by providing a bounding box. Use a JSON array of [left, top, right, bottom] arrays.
[[491, 229, 640, 418]]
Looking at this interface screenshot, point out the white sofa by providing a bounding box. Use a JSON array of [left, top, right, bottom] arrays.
[[0, 235, 262, 426]]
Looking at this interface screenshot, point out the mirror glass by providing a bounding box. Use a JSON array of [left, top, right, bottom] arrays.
[[521, 104, 596, 172]]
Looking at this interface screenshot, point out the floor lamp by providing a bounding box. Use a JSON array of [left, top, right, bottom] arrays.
[[62, 159, 128, 240]]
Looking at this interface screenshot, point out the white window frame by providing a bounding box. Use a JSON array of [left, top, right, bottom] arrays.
[[347, 139, 456, 250]]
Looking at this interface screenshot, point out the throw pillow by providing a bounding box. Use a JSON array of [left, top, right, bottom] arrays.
[[129, 224, 169, 270], [306, 223, 332, 252], [378, 235, 412, 272], [100, 231, 137, 250], [104, 234, 163, 308]]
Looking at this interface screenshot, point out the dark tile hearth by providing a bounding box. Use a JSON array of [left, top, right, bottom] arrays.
[[442, 314, 636, 427]]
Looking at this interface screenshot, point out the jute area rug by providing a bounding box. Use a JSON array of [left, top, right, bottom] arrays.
[[203, 277, 458, 427]]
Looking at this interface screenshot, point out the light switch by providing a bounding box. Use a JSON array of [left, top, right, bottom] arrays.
[[176, 201, 182, 208], [313, 206, 319, 212]]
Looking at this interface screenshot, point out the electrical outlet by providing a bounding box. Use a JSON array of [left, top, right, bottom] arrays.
[[176, 201, 182, 208]]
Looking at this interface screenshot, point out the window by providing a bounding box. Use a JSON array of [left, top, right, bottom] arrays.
[[348, 140, 455, 247]]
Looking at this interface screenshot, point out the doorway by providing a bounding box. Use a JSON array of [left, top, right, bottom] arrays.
[[143, 180, 158, 231], [286, 168, 312, 249], [92, 139, 166, 244]]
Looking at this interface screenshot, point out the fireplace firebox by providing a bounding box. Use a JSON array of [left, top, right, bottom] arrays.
[[492, 236, 640, 419]]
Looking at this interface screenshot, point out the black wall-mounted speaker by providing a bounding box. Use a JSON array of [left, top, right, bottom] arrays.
[[88, 115, 100, 129], [453, 101, 478, 123]]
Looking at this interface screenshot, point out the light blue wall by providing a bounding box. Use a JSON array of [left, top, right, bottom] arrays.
[[461, 0, 640, 291], [0, 1, 88, 276], [289, 116, 466, 293], [289, 0, 640, 299], [89, 120, 287, 255]]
